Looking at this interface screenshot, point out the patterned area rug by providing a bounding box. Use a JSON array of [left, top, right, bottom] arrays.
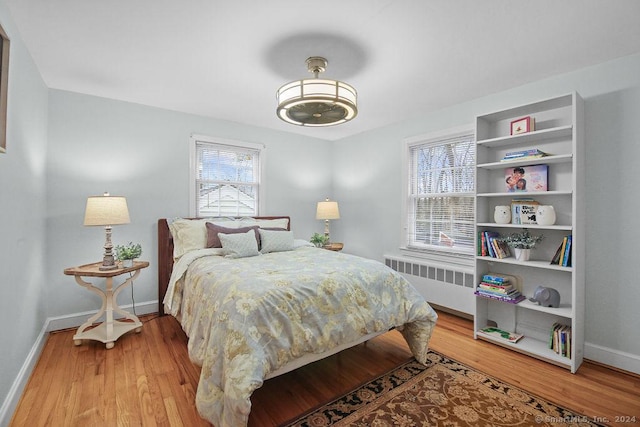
[[282, 350, 605, 427]]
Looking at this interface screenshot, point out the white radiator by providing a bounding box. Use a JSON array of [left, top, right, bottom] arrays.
[[384, 255, 475, 315]]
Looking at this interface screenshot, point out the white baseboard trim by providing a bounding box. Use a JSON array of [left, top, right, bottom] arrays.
[[585, 341, 640, 375], [0, 321, 49, 427], [0, 300, 159, 427], [46, 300, 158, 332]]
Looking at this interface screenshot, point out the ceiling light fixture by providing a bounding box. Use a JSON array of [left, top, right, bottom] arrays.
[[276, 56, 357, 127]]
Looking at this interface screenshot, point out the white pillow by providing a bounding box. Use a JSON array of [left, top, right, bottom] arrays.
[[239, 217, 290, 230], [219, 229, 260, 258], [293, 239, 315, 249], [259, 229, 294, 253], [169, 218, 242, 258]]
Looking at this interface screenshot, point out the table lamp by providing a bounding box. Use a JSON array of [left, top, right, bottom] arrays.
[[84, 192, 130, 270], [316, 198, 340, 242]]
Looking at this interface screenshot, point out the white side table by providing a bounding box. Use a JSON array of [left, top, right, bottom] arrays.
[[64, 261, 149, 349]]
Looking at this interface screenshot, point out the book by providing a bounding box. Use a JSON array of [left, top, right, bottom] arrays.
[[550, 241, 564, 264], [501, 149, 549, 162], [549, 322, 560, 349], [483, 273, 522, 292], [479, 326, 524, 343], [478, 283, 514, 294], [474, 291, 526, 304], [501, 154, 548, 162], [505, 164, 548, 193], [510, 199, 538, 225], [482, 273, 510, 283], [504, 148, 548, 158], [562, 235, 572, 267], [558, 236, 568, 266], [483, 231, 500, 258]]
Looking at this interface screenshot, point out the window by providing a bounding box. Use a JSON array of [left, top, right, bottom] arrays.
[[403, 127, 475, 257], [190, 135, 264, 217]]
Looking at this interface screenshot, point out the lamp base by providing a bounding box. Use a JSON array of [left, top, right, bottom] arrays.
[[99, 264, 118, 271]]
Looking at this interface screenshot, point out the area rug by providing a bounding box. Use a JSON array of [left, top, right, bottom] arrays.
[[282, 350, 605, 427]]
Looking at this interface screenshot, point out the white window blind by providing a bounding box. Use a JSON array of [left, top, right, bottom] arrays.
[[407, 132, 475, 255], [194, 140, 261, 217]]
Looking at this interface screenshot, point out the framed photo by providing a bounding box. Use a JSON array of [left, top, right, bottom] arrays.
[[510, 116, 534, 135], [505, 164, 548, 193], [0, 24, 9, 154]]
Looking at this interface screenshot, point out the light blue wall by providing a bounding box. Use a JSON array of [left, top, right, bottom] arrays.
[[0, 2, 49, 419], [46, 90, 332, 316], [333, 53, 640, 359], [2, 2, 640, 416]]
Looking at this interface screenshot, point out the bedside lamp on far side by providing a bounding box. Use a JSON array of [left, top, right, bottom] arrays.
[[316, 198, 340, 242], [84, 192, 130, 270]]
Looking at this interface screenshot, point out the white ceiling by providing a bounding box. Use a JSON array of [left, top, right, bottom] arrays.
[[6, 0, 640, 141]]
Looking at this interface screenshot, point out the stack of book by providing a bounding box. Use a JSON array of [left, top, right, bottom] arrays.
[[550, 323, 572, 358], [478, 231, 511, 258], [474, 273, 525, 304], [501, 148, 549, 162], [550, 235, 572, 267]]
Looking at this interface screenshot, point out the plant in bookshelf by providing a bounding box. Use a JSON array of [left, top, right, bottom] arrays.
[[499, 229, 543, 261], [499, 229, 543, 249]]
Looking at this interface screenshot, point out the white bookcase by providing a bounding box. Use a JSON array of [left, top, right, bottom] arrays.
[[473, 92, 585, 373]]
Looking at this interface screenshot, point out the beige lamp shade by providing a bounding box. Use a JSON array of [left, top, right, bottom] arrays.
[[316, 199, 340, 220], [84, 193, 130, 226]]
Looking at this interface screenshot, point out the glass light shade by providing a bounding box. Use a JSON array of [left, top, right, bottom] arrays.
[[276, 78, 357, 126], [316, 200, 340, 220], [84, 195, 130, 226]]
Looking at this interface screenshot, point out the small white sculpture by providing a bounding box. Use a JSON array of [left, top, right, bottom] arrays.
[[536, 205, 556, 226], [494, 206, 511, 224]]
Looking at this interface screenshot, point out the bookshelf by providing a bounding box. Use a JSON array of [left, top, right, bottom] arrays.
[[473, 92, 584, 373]]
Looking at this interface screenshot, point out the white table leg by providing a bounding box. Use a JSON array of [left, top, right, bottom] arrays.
[[72, 269, 143, 348]]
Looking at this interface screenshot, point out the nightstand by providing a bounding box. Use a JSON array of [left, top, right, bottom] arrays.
[[64, 261, 149, 349]]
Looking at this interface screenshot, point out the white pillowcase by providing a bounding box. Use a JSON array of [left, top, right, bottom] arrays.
[[240, 217, 290, 229], [219, 229, 260, 258], [259, 229, 294, 253], [168, 218, 242, 258]]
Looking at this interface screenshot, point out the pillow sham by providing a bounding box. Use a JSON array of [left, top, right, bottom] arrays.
[[239, 217, 290, 230], [218, 229, 260, 258], [259, 229, 294, 253], [168, 217, 242, 258], [206, 223, 259, 248]]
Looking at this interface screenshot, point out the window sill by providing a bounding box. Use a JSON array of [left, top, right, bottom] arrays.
[[398, 247, 474, 269]]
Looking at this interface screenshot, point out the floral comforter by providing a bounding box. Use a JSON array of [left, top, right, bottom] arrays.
[[163, 246, 438, 427]]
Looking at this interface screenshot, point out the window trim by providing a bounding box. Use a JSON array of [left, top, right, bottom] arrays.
[[189, 134, 266, 217], [401, 124, 475, 264], [0, 24, 10, 154]]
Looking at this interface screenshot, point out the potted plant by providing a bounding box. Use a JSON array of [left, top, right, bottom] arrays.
[[115, 242, 142, 267], [499, 229, 543, 261], [310, 233, 329, 248]]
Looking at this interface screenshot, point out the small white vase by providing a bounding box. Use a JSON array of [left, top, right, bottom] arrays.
[[494, 206, 511, 224], [536, 205, 556, 226], [122, 259, 134, 268], [514, 248, 530, 261]]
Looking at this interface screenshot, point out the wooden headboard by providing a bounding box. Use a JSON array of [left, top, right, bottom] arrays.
[[157, 217, 291, 315]]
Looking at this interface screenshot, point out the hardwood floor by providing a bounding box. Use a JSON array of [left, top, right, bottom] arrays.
[[10, 310, 640, 426]]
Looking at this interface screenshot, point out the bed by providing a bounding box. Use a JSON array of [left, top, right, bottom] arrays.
[[157, 216, 438, 427]]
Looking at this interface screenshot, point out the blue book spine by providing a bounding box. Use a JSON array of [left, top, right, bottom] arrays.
[[562, 235, 572, 267]]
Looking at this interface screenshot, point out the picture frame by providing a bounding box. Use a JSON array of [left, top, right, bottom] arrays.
[[505, 164, 548, 193], [510, 116, 534, 135], [0, 24, 9, 154]]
